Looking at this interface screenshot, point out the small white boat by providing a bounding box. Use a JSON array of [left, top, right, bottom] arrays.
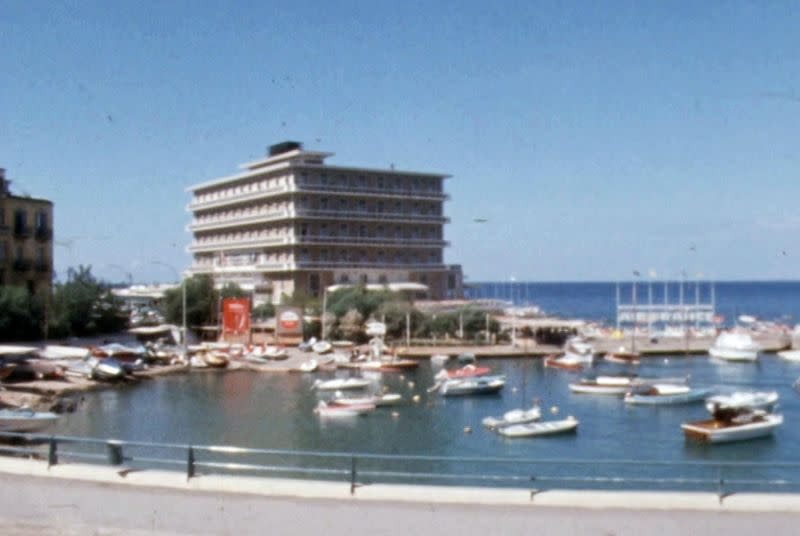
[[313, 378, 371, 391], [314, 401, 374, 417], [0, 408, 60, 432], [298, 359, 318, 372], [440, 375, 505, 396], [265, 347, 288, 360], [37, 345, 90, 360], [482, 405, 541, 429], [604, 346, 641, 365], [312, 341, 333, 354], [625, 384, 712, 405], [709, 331, 760, 362], [497, 416, 579, 438], [778, 349, 800, 362], [569, 375, 688, 396], [705, 391, 779, 413], [563, 337, 595, 364], [331, 393, 402, 407], [682, 411, 783, 443], [430, 353, 450, 365]]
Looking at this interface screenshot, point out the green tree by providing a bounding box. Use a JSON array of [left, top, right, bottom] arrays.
[[0, 286, 45, 341], [49, 265, 127, 338], [163, 274, 219, 328]]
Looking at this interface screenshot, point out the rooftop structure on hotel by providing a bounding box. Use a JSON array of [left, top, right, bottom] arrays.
[[186, 142, 463, 304]]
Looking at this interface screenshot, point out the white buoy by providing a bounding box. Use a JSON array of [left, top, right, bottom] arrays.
[[391, 411, 400, 418], [550, 405, 559, 415], [464, 426, 472, 434], [412, 394, 421, 403], [408, 381, 415, 389]]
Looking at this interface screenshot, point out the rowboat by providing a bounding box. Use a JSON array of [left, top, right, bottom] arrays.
[[704, 391, 779, 413], [625, 384, 712, 405], [482, 405, 541, 429], [312, 341, 333, 354], [314, 401, 374, 417], [544, 355, 585, 371], [331, 393, 403, 407], [604, 347, 641, 365], [440, 375, 505, 396], [682, 411, 783, 443], [497, 416, 579, 438], [0, 408, 60, 432], [202, 352, 229, 368], [313, 378, 371, 391]]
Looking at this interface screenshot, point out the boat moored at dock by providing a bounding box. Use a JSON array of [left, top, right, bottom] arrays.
[[709, 331, 761, 362], [0, 408, 60, 432]]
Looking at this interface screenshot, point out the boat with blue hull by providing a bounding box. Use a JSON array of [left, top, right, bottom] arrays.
[[624, 384, 712, 406]]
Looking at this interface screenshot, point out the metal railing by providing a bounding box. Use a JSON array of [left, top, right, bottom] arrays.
[[1, 431, 798, 499]]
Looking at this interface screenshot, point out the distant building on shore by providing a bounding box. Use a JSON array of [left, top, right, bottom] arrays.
[[185, 141, 463, 304], [0, 168, 53, 296]]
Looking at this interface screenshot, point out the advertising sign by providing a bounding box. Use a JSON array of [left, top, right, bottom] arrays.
[[276, 306, 303, 338], [223, 298, 251, 335]]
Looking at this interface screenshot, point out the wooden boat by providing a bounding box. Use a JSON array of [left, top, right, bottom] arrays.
[[482, 406, 541, 429], [0, 408, 60, 432], [604, 347, 641, 365], [202, 352, 229, 368], [704, 391, 779, 413], [312, 341, 333, 354], [624, 384, 712, 405], [544, 355, 584, 371], [440, 375, 505, 396], [682, 410, 783, 443], [497, 416, 579, 438], [314, 401, 375, 417], [312, 378, 371, 391]]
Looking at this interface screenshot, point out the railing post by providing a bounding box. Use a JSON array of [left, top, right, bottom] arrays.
[[350, 456, 357, 495], [187, 446, 195, 480], [47, 436, 58, 468], [717, 465, 725, 503], [107, 440, 124, 466]]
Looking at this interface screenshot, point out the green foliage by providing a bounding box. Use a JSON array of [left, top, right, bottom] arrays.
[[252, 302, 275, 320], [326, 286, 403, 320], [164, 274, 219, 328], [375, 301, 425, 339], [219, 282, 249, 300], [0, 286, 45, 341], [48, 265, 127, 338], [280, 290, 320, 315]]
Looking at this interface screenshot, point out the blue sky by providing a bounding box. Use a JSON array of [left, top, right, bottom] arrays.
[[2, 1, 799, 284]]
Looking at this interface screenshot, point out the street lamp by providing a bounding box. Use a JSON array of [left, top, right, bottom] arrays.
[[152, 261, 187, 356]]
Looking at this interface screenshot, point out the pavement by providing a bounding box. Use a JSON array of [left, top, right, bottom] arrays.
[[1, 457, 800, 534]]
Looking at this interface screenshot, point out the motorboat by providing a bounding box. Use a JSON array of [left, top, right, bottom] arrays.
[[563, 337, 594, 363], [331, 393, 403, 407], [682, 409, 783, 443], [569, 375, 688, 396], [544, 354, 585, 371], [430, 354, 450, 365], [91, 343, 147, 361], [777, 349, 800, 362], [704, 391, 779, 413], [264, 347, 288, 360], [496, 416, 579, 438], [439, 364, 491, 379], [482, 405, 541, 429], [37, 345, 91, 360], [312, 341, 333, 354], [313, 378, 371, 391], [709, 331, 760, 362], [0, 408, 60, 432], [439, 375, 505, 396], [604, 346, 641, 365], [297, 359, 318, 372], [625, 384, 712, 405], [314, 401, 374, 417], [244, 353, 270, 365]]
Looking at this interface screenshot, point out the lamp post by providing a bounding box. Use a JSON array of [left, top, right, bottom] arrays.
[[152, 261, 187, 356]]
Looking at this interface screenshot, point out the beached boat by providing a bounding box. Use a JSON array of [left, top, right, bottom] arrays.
[[704, 391, 779, 413], [91, 343, 147, 361], [89, 357, 126, 381], [202, 352, 229, 368], [440, 375, 505, 396], [37, 345, 91, 360], [264, 347, 288, 360], [709, 331, 760, 362], [312, 341, 333, 354], [682, 410, 783, 444], [360, 359, 419, 372], [313, 378, 371, 391], [314, 401, 374, 417], [482, 405, 541, 429], [496, 416, 579, 438], [0, 408, 60, 432], [297, 359, 318, 372], [624, 384, 712, 405]]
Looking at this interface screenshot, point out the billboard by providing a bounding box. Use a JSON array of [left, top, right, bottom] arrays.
[[223, 298, 251, 335], [276, 306, 303, 338]]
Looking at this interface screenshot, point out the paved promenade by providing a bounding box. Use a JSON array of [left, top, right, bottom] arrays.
[[1, 458, 800, 534]]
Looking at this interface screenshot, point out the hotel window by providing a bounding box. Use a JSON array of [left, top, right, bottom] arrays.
[[15, 245, 23, 260], [339, 198, 347, 210], [0, 242, 5, 262], [320, 249, 329, 261], [358, 175, 366, 187], [378, 273, 388, 283], [377, 176, 384, 189], [321, 173, 328, 186], [358, 225, 366, 237], [320, 197, 329, 210], [339, 250, 348, 262], [357, 199, 366, 212], [377, 201, 385, 213], [320, 223, 328, 236], [300, 224, 309, 236], [394, 201, 401, 213], [340, 223, 348, 236], [376, 225, 384, 237]]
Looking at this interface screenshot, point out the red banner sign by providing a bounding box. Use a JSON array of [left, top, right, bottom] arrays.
[[223, 298, 251, 335]]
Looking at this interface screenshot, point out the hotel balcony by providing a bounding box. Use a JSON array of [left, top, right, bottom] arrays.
[[13, 258, 32, 272], [14, 225, 30, 239], [188, 259, 450, 275], [187, 184, 292, 211], [188, 209, 292, 232], [295, 208, 448, 224], [189, 260, 297, 274], [294, 181, 448, 201], [188, 235, 292, 253], [35, 226, 53, 241], [294, 235, 448, 248], [34, 260, 50, 272], [294, 260, 452, 271]]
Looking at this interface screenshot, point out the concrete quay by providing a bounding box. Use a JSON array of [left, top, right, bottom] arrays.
[[0, 457, 799, 535]]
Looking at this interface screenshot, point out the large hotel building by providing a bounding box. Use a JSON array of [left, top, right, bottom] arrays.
[[186, 142, 463, 304]]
